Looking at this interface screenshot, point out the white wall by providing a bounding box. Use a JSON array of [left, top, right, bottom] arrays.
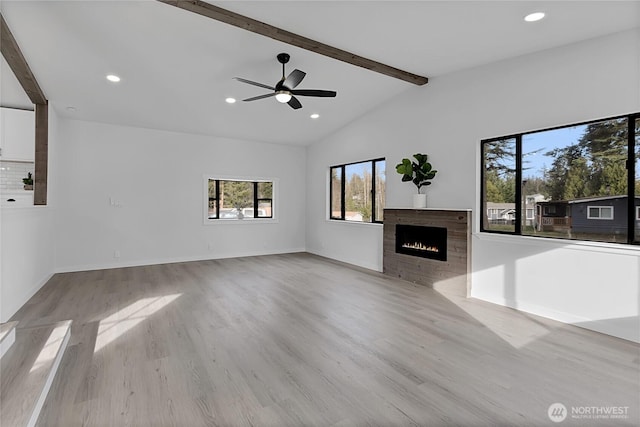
[[0, 106, 58, 322], [0, 207, 55, 322], [306, 29, 640, 342], [53, 119, 306, 272]]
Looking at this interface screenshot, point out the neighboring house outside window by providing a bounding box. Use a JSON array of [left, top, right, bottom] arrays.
[[481, 112, 639, 245]]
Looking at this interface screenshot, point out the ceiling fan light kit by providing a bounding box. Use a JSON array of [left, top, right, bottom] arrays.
[[275, 91, 292, 103], [234, 53, 337, 110]]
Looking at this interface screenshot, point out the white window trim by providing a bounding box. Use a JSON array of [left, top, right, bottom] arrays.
[[203, 174, 279, 225], [587, 205, 614, 220], [636, 206, 640, 220], [526, 209, 535, 220]]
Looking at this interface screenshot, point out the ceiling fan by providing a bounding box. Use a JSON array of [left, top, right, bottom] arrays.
[[234, 53, 337, 110]]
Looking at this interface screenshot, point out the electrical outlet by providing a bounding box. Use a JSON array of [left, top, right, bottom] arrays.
[[114, 250, 121, 258]]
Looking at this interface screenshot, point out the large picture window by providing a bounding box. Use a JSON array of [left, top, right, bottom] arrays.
[[206, 178, 273, 221], [330, 158, 385, 223], [481, 113, 639, 245]]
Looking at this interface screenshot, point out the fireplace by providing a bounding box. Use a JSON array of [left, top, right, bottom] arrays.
[[384, 209, 470, 295], [395, 224, 447, 261]]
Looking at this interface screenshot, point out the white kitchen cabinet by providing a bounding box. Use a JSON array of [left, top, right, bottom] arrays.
[[0, 107, 35, 162]]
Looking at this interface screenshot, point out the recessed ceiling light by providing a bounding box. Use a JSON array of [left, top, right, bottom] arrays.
[[310, 113, 320, 119], [225, 97, 236, 104], [524, 12, 545, 22], [106, 74, 121, 82]]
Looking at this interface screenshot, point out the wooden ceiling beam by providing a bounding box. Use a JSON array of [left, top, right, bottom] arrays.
[[0, 13, 47, 104], [157, 1, 429, 86], [34, 103, 48, 205], [1, 13, 49, 206]]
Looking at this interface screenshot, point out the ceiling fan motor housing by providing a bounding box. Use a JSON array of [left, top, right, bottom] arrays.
[[277, 53, 290, 64], [275, 80, 289, 91]]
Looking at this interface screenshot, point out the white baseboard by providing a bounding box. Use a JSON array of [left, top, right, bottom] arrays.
[[54, 248, 307, 274], [306, 248, 382, 272]]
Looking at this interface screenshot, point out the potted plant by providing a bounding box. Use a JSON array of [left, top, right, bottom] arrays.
[[22, 172, 34, 191], [395, 153, 437, 208]]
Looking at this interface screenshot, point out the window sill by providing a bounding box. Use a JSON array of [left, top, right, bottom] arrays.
[[204, 218, 279, 226], [474, 231, 640, 255], [326, 219, 383, 228]]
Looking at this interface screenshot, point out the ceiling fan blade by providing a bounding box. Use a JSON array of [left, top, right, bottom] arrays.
[[234, 77, 275, 91], [290, 89, 337, 97], [283, 69, 306, 89], [243, 93, 276, 102], [287, 96, 302, 110]]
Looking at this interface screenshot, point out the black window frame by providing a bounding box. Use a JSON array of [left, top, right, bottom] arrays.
[[480, 112, 639, 245], [330, 158, 385, 224], [255, 181, 274, 219], [207, 178, 273, 221]]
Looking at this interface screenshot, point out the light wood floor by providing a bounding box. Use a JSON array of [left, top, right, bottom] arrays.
[[8, 253, 640, 426]]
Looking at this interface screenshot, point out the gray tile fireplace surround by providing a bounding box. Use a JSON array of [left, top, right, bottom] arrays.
[[383, 208, 472, 296]]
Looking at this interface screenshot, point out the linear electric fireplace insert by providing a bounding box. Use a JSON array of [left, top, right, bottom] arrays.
[[395, 224, 447, 261]]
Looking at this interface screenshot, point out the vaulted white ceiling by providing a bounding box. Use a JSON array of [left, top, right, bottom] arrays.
[[1, 1, 639, 145]]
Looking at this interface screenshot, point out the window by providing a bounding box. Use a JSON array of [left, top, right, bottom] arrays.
[[330, 158, 385, 223], [636, 117, 640, 241], [256, 182, 273, 218], [481, 112, 639, 245], [482, 138, 516, 232], [487, 208, 499, 220], [206, 178, 274, 221], [587, 206, 613, 220], [330, 167, 343, 219]]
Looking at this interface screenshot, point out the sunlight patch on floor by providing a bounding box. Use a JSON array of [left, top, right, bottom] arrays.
[[29, 323, 70, 373], [434, 276, 551, 349], [94, 294, 181, 353]]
